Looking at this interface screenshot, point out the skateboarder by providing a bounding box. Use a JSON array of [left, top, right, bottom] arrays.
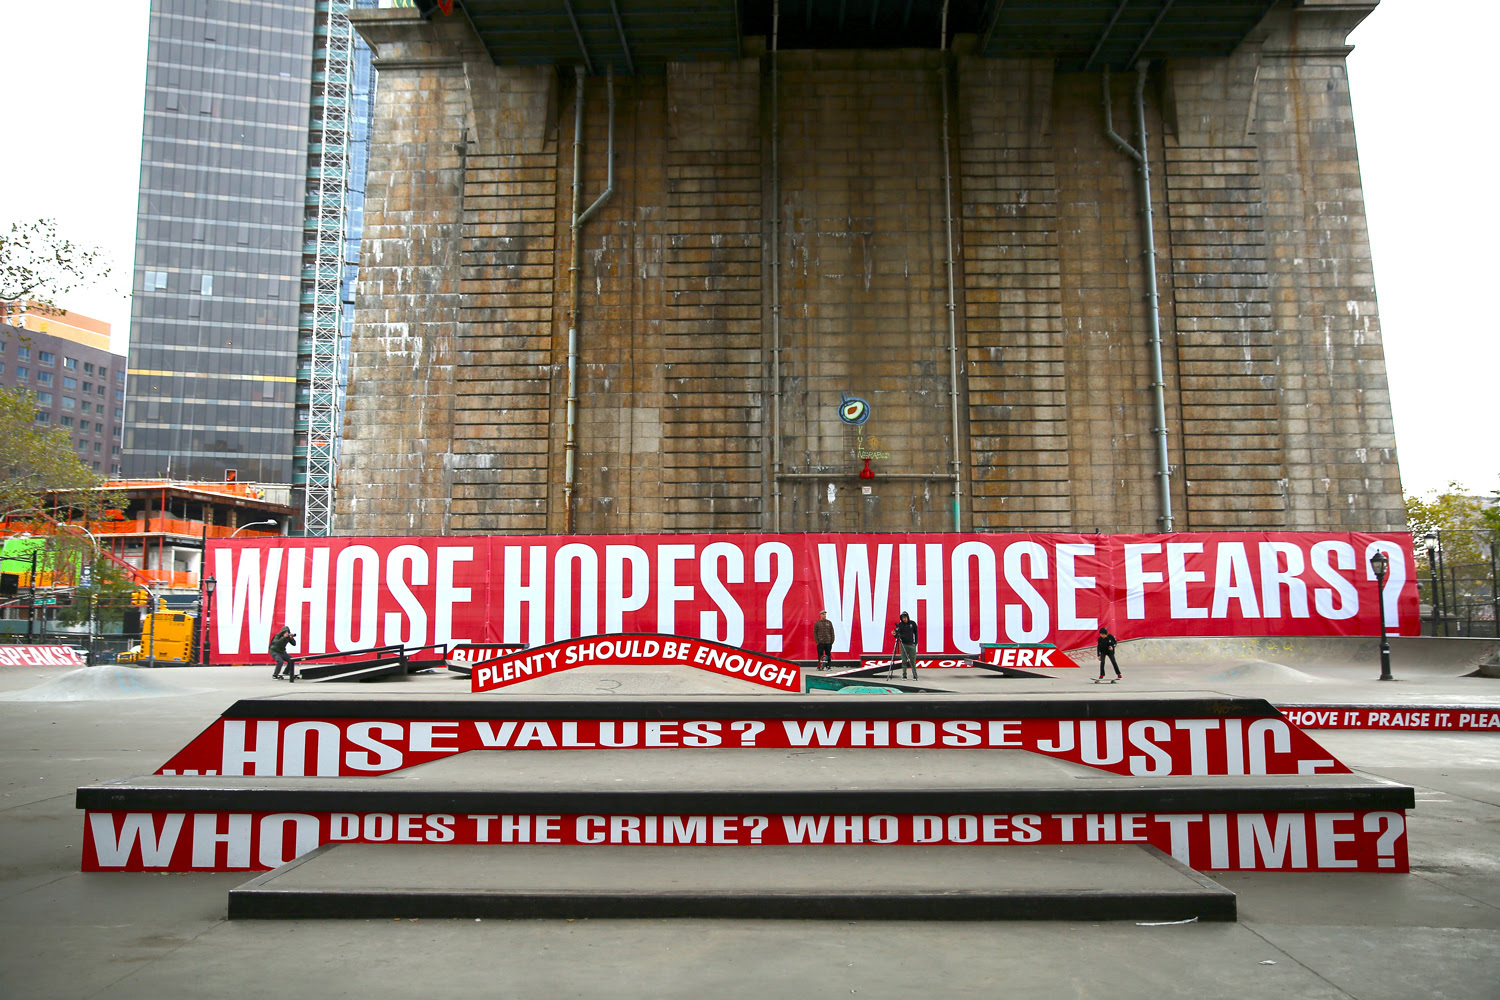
[[813, 610, 836, 671], [892, 612, 920, 679], [270, 625, 298, 682], [1096, 626, 1121, 682]]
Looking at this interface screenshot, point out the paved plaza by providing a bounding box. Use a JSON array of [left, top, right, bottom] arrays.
[[1, 641, 1496, 999]]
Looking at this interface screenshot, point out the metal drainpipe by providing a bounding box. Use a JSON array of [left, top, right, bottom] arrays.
[[769, 0, 783, 532], [1103, 62, 1174, 533], [939, 0, 963, 531], [564, 65, 616, 534]]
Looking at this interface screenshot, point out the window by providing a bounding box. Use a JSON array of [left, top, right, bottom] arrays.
[[93, 462, 101, 471], [38, 371, 52, 385], [200, 274, 213, 296], [82, 381, 92, 393], [18, 346, 29, 360], [34, 412, 49, 425], [61, 397, 75, 410], [97, 385, 106, 396], [0, 363, 4, 376], [63, 376, 77, 389], [143, 270, 168, 291], [63, 357, 77, 371], [115, 389, 124, 400], [60, 416, 73, 427], [37, 391, 51, 405], [111, 464, 120, 475], [16, 366, 27, 380], [84, 363, 94, 375], [94, 442, 101, 453], [112, 445, 120, 456], [38, 351, 54, 366], [114, 408, 123, 418]]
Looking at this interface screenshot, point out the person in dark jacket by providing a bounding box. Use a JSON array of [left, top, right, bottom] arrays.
[[270, 625, 297, 681], [892, 612, 920, 679], [1096, 626, 1121, 682], [812, 611, 836, 671]]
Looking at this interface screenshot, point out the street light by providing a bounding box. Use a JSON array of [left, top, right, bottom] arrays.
[[1370, 549, 1393, 682], [231, 520, 278, 537], [199, 575, 217, 667], [61, 523, 100, 662], [1423, 530, 1446, 637]]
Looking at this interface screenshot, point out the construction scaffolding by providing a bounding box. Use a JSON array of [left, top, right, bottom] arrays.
[[302, 0, 356, 536]]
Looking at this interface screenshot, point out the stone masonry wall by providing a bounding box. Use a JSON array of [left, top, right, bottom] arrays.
[[336, 16, 467, 534], [339, 5, 1403, 537]]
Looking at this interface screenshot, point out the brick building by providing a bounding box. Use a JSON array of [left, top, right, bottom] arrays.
[[333, 0, 1402, 537]]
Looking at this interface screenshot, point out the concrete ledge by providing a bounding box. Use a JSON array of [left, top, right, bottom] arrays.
[[227, 843, 1236, 922], [77, 771, 1415, 815], [216, 694, 1284, 721]]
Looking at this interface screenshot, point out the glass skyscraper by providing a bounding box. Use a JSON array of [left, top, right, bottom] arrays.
[[124, 0, 373, 532]]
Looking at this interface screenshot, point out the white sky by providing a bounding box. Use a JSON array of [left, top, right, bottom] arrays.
[[0, 0, 1492, 501]]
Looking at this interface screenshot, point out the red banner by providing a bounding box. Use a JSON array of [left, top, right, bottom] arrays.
[[978, 644, 1081, 669], [470, 634, 802, 692], [858, 656, 978, 670], [159, 713, 1346, 778], [82, 807, 1407, 873], [0, 645, 85, 667], [203, 531, 1417, 665], [1281, 706, 1500, 731]]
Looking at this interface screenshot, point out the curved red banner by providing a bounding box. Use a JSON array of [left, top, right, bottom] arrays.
[[470, 633, 803, 693]]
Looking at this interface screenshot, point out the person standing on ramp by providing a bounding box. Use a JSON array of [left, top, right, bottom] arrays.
[[1096, 626, 1121, 683], [892, 612, 921, 680], [270, 625, 298, 682], [813, 610, 836, 671]]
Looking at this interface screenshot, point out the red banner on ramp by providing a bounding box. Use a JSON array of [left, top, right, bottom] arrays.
[[470, 634, 803, 693]]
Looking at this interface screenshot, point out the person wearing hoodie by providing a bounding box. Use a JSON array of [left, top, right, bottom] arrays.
[[892, 612, 920, 679]]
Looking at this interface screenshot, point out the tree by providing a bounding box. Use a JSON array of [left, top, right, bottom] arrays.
[[55, 559, 138, 628], [0, 218, 109, 319], [0, 387, 102, 520], [1406, 481, 1498, 568]]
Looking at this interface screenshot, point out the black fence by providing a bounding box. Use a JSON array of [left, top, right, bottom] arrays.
[[1418, 557, 1499, 638]]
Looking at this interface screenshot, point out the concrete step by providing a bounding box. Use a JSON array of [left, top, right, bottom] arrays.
[[227, 842, 1236, 922], [78, 750, 1414, 873]]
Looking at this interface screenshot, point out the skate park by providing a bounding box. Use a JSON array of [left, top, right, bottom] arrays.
[[2, 628, 1496, 999]]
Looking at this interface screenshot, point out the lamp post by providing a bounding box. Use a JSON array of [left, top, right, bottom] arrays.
[[1370, 549, 1393, 681], [231, 520, 278, 537], [199, 575, 217, 667], [63, 523, 100, 660], [1423, 531, 1446, 637]]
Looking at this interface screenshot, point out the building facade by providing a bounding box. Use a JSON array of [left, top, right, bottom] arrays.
[[333, 0, 1404, 537], [123, 0, 374, 529], [0, 314, 126, 476]]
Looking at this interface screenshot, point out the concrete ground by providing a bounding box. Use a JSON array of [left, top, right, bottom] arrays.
[[1, 644, 1497, 999]]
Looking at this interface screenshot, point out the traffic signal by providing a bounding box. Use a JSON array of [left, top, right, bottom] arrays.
[[131, 590, 150, 607]]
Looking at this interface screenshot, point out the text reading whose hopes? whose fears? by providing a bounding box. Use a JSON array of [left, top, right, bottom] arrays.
[[83, 809, 1408, 873], [206, 532, 1418, 664], [159, 716, 1347, 777]]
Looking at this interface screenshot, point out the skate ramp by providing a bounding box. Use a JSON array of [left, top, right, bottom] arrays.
[[0, 666, 199, 702], [1199, 659, 1324, 685], [1119, 636, 1500, 674]]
